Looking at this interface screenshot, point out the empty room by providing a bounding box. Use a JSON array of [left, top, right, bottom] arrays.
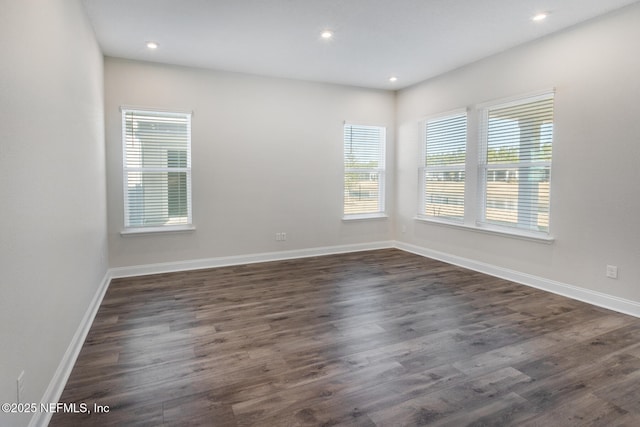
[[2, 0, 640, 426]]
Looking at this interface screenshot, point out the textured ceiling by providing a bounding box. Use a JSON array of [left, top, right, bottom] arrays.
[[82, 0, 640, 89]]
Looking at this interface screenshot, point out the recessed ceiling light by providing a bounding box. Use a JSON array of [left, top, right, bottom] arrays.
[[389, 76, 398, 83], [146, 41, 159, 49], [532, 12, 548, 22], [320, 30, 333, 39]]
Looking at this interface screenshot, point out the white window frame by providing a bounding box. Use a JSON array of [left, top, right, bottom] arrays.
[[343, 123, 387, 220], [415, 90, 555, 242], [477, 91, 554, 237], [418, 109, 467, 223], [121, 108, 194, 234]]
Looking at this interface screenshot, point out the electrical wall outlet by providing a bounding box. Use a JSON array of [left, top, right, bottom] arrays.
[[606, 265, 618, 279], [17, 371, 25, 403], [275, 232, 287, 241]]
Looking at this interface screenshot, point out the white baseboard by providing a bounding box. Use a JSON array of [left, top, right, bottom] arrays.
[[29, 241, 393, 426], [110, 241, 395, 279], [394, 241, 640, 318], [29, 270, 113, 427], [33, 238, 639, 427]]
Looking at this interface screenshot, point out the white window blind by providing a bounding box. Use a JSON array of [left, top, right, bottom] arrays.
[[343, 124, 386, 217], [122, 109, 192, 229], [479, 92, 554, 234], [420, 112, 467, 221]]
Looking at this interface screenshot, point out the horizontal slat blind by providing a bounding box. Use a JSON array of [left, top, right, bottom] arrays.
[[479, 93, 554, 233], [420, 112, 467, 221], [123, 109, 192, 228], [344, 124, 385, 216]]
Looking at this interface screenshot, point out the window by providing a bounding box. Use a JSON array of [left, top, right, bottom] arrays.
[[479, 92, 554, 234], [420, 111, 467, 221], [416, 91, 555, 239], [343, 124, 386, 217], [122, 109, 192, 231]]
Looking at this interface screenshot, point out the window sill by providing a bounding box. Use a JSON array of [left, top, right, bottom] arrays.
[[120, 225, 196, 236], [343, 213, 389, 221], [413, 216, 554, 244]]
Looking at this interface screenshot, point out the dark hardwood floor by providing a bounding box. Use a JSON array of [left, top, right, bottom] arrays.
[[50, 249, 640, 426]]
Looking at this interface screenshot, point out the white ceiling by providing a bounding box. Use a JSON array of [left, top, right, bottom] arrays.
[[82, 0, 640, 90]]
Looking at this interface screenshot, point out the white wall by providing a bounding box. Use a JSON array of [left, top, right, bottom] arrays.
[[0, 1, 107, 426], [396, 4, 640, 303], [105, 58, 395, 268]]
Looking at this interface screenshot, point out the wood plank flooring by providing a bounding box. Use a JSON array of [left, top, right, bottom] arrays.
[[50, 249, 640, 426]]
